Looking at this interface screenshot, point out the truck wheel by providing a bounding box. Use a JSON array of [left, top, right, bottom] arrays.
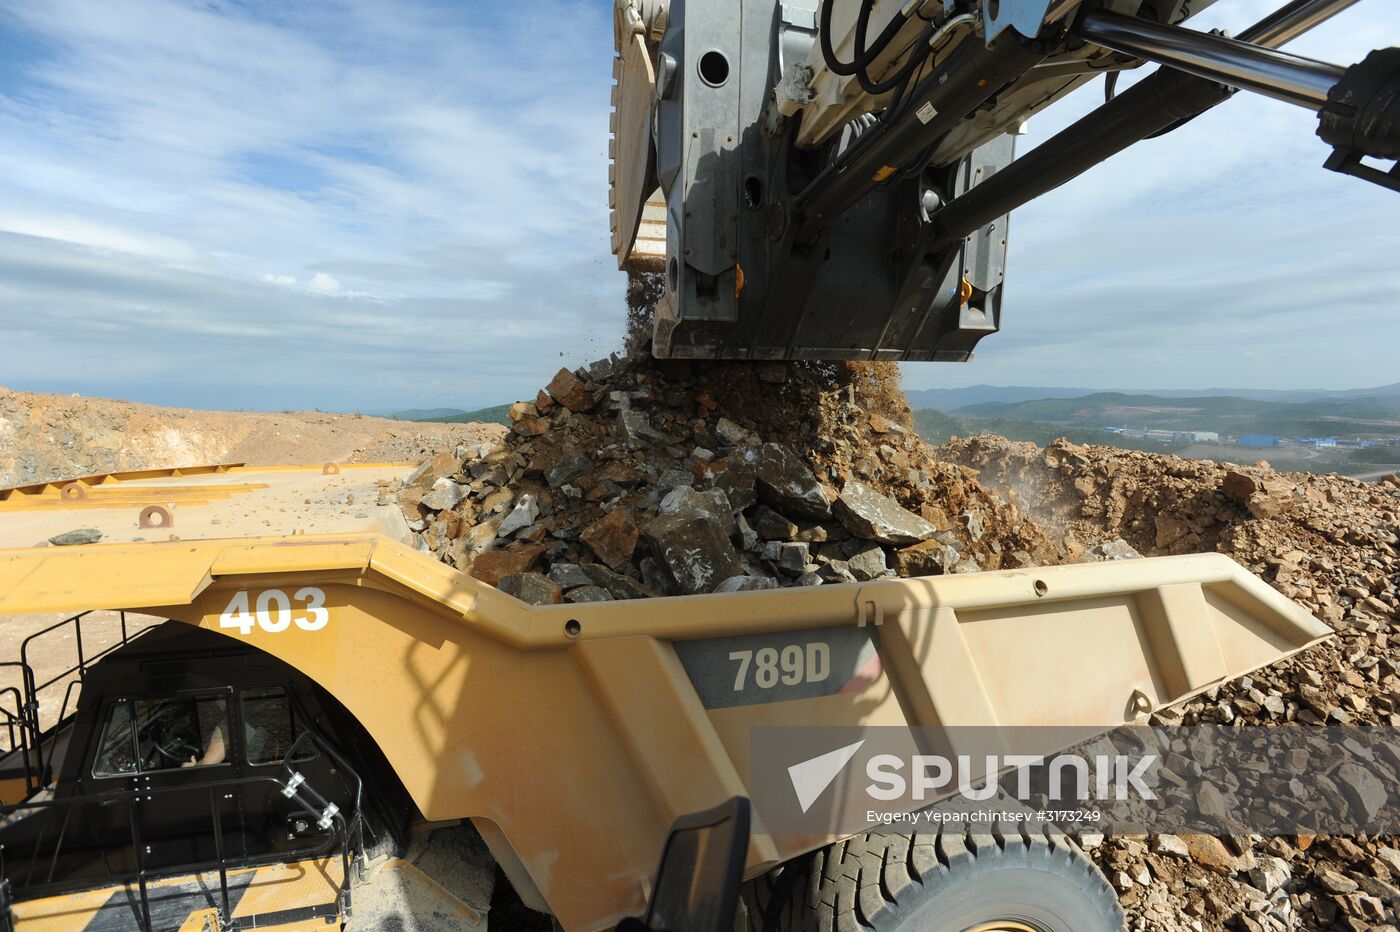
[[739, 825, 1124, 932]]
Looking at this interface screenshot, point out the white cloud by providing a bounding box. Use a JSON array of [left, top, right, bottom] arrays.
[[0, 0, 624, 410], [308, 272, 341, 293], [0, 0, 1394, 412]]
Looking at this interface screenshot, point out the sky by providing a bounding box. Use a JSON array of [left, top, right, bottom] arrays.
[[0, 0, 1396, 413]]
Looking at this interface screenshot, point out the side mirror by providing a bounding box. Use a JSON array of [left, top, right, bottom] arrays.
[[618, 796, 751, 932]]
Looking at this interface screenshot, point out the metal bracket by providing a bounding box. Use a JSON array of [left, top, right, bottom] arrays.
[[137, 505, 173, 529], [856, 596, 884, 628], [983, 0, 1054, 43], [281, 771, 306, 798], [1324, 148, 1400, 191], [317, 802, 341, 831]]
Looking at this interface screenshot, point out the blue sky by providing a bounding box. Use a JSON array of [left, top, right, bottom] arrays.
[[0, 0, 1396, 412]]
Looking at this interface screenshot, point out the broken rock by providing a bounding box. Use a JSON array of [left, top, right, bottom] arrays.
[[419, 481, 469, 512], [642, 510, 744, 595], [469, 545, 547, 587], [580, 508, 639, 569], [581, 563, 653, 600], [755, 443, 830, 520], [497, 493, 539, 537], [753, 505, 799, 540], [715, 575, 780, 593], [546, 451, 591, 488], [660, 486, 734, 530], [833, 480, 938, 545], [565, 585, 613, 603], [48, 528, 102, 546], [545, 367, 595, 413], [497, 572, 563, 606]]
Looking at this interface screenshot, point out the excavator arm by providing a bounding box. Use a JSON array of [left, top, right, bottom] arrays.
[[609, 0, 1398, 361]]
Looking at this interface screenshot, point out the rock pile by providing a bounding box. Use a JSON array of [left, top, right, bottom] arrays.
[[391, 356, 1400, 931], [394, 354, 1058, 605], [944, 435, 1400, 931]]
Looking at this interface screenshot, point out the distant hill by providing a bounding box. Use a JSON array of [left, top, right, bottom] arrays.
[[904, 382, 1400, 412], [948, 392, 1400, 439], [422, 404, 512, 426], [390, 407, 470, 421]]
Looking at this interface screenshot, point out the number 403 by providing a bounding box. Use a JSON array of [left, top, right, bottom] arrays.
[[219, 587, 329, 635]]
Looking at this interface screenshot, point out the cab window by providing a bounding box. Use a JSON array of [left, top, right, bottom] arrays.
[[241, 688, 311, 766], [93, 694, 230, 776]]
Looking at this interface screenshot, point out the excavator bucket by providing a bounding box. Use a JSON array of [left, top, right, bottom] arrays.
[[0, 534, 1328, 931], [609, 0, 1015, 361]]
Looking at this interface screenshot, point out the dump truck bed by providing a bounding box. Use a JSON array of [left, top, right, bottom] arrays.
[[0, 533, 1329, 930]]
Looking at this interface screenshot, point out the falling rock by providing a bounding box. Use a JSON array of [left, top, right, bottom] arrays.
[[643, 510, 744, 595], [565, 585, 613, 603], [497, 493, 539, 537], [419, 482, 469, 512], [469, 544, 547, 587], [755, 443, 830, 520], [581, 508, 639, 569], [49, 528, 102, 546], [497, 572, 563, 606], [715, 575, 780, 593], [1335, 762, 1388, 822], [546, 451, 591, 488], [545, 367, 595, 412], [833, 480, 937, 545]]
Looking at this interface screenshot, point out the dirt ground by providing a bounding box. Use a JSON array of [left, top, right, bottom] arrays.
[[0, 385, 504, 488]]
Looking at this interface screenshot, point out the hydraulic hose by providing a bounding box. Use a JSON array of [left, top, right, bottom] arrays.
[[820, 0, 911, 76]]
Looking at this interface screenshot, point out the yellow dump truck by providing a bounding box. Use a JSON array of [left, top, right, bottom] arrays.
[[0, 530, 1329, 931]]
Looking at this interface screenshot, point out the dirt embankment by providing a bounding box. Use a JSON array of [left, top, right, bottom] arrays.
[[0, 386, 504, 487]]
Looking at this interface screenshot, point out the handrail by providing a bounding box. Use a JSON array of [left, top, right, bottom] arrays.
[[0, 672, 35, 794], [2, 771, 353, 931], [7, 611, 143, 792]]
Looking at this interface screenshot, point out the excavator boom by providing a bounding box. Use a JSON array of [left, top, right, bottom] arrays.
[[609, 0, 1397, 360]]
